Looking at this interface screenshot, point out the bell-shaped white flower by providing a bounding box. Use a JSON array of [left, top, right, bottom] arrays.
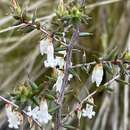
[[44, 42, 57, 68], [40, 38, 56, 68], [39, 39, 49, 55], [91, 63, 103, 87], [36, 100, 52, 124], [53, 69, 73, 92], [53, 70, 64, 93], [55, 56, 65, 69], [68, 74, 73, 81], [5, 104, 21, 129], [26, 100, 52, 124], [82, 98, 95, 119], [27, 106, 39, 120]]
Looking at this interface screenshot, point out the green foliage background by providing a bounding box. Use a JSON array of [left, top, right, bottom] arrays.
[[0, 0, 130, 130]]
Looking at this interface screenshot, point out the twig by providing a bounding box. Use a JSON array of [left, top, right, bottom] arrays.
[[71, 59, 130, 69], [0, 96, 18, 108], [54, 25, 79, 130], [62, 74, 120, 123], [86, 0, 121, 9]]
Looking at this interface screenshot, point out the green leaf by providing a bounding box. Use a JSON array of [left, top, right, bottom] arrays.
[[104, 63, 113, 75], [92, 55, 100, 63], [63, 124, 77, 129], [32, 9, 37, 24], [81, 66, 89, 74], [55, 32, 63, 36], [55, 47, 66, 52], [45, 94, 55, 100], [69, 69, 81, 81], [31, 97, 39, 106], [79, 32, 92, 37], [85, 101, 96, 107], [104, 47, 118, 61], [124, 52, 130, 61], [28, 79, 39, 90], [21, 95, 27, 103], [49, 105, 60, 113], [116, 79, 130, 85], [105, 87, 113, 92]]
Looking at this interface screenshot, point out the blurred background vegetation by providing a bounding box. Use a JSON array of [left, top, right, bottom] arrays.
[[0, 0, 130, 130]]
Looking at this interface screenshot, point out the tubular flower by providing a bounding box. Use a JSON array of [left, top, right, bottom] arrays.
[[40, 38, 57, 68], [55, 56, 65, 69], [36, 99, 52, 124], [27, 106, 39, 120], [27, 100, 52, 124], [5, 104, 21, 129], [53, 70, 64, 93], [39, 39, 48, 55], [44, 43, 56, 68], [91, 63, 103, 87]]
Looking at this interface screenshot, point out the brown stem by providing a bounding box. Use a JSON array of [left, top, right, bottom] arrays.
[[54, 26, 79, 130]]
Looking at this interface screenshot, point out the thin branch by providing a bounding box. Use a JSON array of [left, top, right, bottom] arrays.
[[54, 25, 79, 130], [71, 59, 130, 69], [86, 0, 122, 9], [62, 74, 120, 123]]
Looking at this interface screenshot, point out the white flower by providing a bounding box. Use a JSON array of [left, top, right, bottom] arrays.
[[68, 74, 73, 80], [36, 100, 52, 124], [27, 106, 39, 120], [40, 38, 56, 68], [53, 70, 64, 93], [55, 56, 65, 69], [91, 63, 103, 87], [82, 98, 95, 119], [44, 43, 56, 68], [39, 39, 49, 55], [27, 100, 52, 124], [5, 104, 21, 129], [53, 69, 73, 92], [82, 104, 95, 119]]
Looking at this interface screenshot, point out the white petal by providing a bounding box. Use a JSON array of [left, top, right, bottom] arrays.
[[55, 57, 65, 69], [27, 106, 39, 120], [44, 43, 57, 68], [92, 63, 103, 87], [68, 74, 73, 80], [53, 70, 64, 92], [36, 100, 52, 124], [82, 104, 95, 119], [40, 100, 48, 111], [39, 39, 49, 55], [5, 105, 20, 129]]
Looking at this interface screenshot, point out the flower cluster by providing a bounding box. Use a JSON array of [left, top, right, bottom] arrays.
[[40, 37, 72, 93], [82, 98, 95, 119], [27, 99, 52, 124], [5, 99, 51, 129], [5, 104, 23, 129], [40, 38, 57, 68]]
